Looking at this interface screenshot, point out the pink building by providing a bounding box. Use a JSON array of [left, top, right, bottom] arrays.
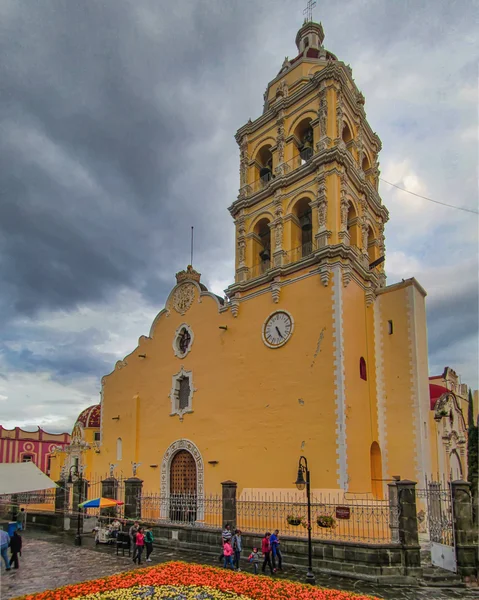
[[0, 426, 71, 476]]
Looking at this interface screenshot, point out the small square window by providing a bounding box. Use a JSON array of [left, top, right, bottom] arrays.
[[388, 320, 393, 335], [94, 431, 101, 442]]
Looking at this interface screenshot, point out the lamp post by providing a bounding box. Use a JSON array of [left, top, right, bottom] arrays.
[[67, 464, 83, 546], [294, 455, 315, 585]]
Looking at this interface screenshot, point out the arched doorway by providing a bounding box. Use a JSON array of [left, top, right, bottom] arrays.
[[370, 442, 383, 499], [169, 450, 197, 522], [449, 450, 463, 481]]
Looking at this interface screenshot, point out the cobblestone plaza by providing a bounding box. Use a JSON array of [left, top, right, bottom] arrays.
[[1, 531, 478, 600]]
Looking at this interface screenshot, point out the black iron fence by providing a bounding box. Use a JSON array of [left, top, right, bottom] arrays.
[[138, 492, 222, 529], [237, 491, 397, 544]]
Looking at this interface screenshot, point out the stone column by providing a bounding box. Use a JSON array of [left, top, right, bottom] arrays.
[[221, 480, 237, 531], [124, 477, 143, 520], [451, 480, 478, 577], [396, 480, 421, 572], [387, 481, 400, 543], [55, 482, 68, 513], [101, 477, 118, 517]]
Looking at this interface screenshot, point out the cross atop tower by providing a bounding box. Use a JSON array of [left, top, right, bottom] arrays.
[[303, 0, 316, 23]]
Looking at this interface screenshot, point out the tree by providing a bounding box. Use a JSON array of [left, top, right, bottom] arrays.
[[467, 389, 478, 523]]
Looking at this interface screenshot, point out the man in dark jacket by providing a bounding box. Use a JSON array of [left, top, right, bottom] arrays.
[[10, 531, 22, 569]]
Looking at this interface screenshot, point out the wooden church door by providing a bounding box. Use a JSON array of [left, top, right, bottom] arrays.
[[169, 450, 197, 522]]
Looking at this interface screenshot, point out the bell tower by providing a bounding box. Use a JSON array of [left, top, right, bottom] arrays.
[[227, 16, 388, 301]]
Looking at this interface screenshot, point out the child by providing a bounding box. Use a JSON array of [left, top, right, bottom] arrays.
[[223, 539, 234, 569], [248, 547, 260, 574], [133, 527, 145, 565], [145, 527, 154, 562]]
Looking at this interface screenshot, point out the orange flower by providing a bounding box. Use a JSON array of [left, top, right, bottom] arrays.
[[14, 562, 380, 600]]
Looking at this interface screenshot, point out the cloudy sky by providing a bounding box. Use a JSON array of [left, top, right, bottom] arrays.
[[1, 0, 477, 433]]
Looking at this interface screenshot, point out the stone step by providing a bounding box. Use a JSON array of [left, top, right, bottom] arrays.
[[420, 567, 465, 588]]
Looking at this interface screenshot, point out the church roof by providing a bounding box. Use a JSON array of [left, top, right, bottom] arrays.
[[75, 404, 101, 428], [429, 384, 450, 410]]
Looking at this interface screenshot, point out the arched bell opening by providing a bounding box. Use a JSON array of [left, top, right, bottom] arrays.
[[370, 442, 383, 499], [294, 118, 314, 164], [367, 226, 378, 263], [342, 122, 353, 145], [253, 217, 272, 274], [346, 202, 359, 247], [256, 145, 274, 186], [291, 197, 313, 260]]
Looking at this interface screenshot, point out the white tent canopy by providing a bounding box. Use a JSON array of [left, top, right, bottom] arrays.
[[0, 462, 58, 495]]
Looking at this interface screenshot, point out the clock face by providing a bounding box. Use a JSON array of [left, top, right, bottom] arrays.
[[262, 310, 294, 348]]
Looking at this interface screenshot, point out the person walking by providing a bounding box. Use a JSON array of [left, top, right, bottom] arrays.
[[133, 527, 145, 565], [248, 547, 260, 574], [0, 529, 10, 571], [145, 527, 154, 562], [9, 530, 22, 569], [269, 529, 282, 571], [222, 538, 234, 569], [232, 529, 242, 571], [261, 532, 274, 575], [129, 521, 140, 562]]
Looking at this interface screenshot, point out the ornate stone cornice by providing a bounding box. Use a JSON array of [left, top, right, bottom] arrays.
[[226, 243, 379, 297], [235, 60, 381, 153], [229, 145, 388, 223]]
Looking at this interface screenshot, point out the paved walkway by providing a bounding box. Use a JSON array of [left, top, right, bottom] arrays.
[[1, 531, 478, 600]]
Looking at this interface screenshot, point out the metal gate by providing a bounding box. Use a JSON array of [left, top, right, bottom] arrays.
[[418, 481, 456, 572], [169, 450, 197, 522]]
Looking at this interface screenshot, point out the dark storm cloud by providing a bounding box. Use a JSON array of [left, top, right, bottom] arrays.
[[0, 0, 258, 320], [426, 281, 479, 354]]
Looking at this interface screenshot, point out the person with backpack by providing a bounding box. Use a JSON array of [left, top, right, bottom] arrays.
[[261, 532, 274, 575], [232, 529, 242, 571], [144, 527, 154, 562]]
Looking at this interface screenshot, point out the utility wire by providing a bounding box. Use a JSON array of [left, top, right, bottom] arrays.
[[380, 178, 479, 215]]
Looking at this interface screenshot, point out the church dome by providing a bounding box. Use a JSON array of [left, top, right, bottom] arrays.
[[75, 404, 101, 428]]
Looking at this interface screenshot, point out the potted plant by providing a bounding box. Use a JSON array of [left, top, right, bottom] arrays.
[[286, 514, 304, 527], [316, 515, 336, 528]]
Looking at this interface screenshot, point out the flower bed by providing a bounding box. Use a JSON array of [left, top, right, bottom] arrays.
[[15, 561, 380, 600]]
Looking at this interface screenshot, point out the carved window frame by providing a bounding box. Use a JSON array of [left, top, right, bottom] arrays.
[[173, 323, 194, 359], [169, 367, 195, 420]]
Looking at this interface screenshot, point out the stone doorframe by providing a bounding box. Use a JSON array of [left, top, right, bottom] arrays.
[[160, 439, 204, 520]]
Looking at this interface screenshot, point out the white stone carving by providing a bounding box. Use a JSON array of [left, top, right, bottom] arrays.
[[271, 278, 281, 304], [172, 323, 195, 359], [169, 367, 195, 421], [172, 283, 196, 315], [319, 264, 330, 286]]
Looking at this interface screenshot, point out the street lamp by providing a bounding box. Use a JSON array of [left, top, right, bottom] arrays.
[[67, 464, 83, 546], [294, 456, 315, 585]]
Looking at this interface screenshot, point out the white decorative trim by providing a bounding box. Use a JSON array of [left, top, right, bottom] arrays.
[[373, 299, 388, 496], [271, 278, 281, 303], [169, 367, 195, 421], [406, 286, 428, 487], [172, 323, 195, 358], [160, 439, 204, 520], [262, 310, 294, 349], [332, 266, 348, 490]]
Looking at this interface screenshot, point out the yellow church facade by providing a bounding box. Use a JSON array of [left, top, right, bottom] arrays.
[[51, 21, 434, 503]]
